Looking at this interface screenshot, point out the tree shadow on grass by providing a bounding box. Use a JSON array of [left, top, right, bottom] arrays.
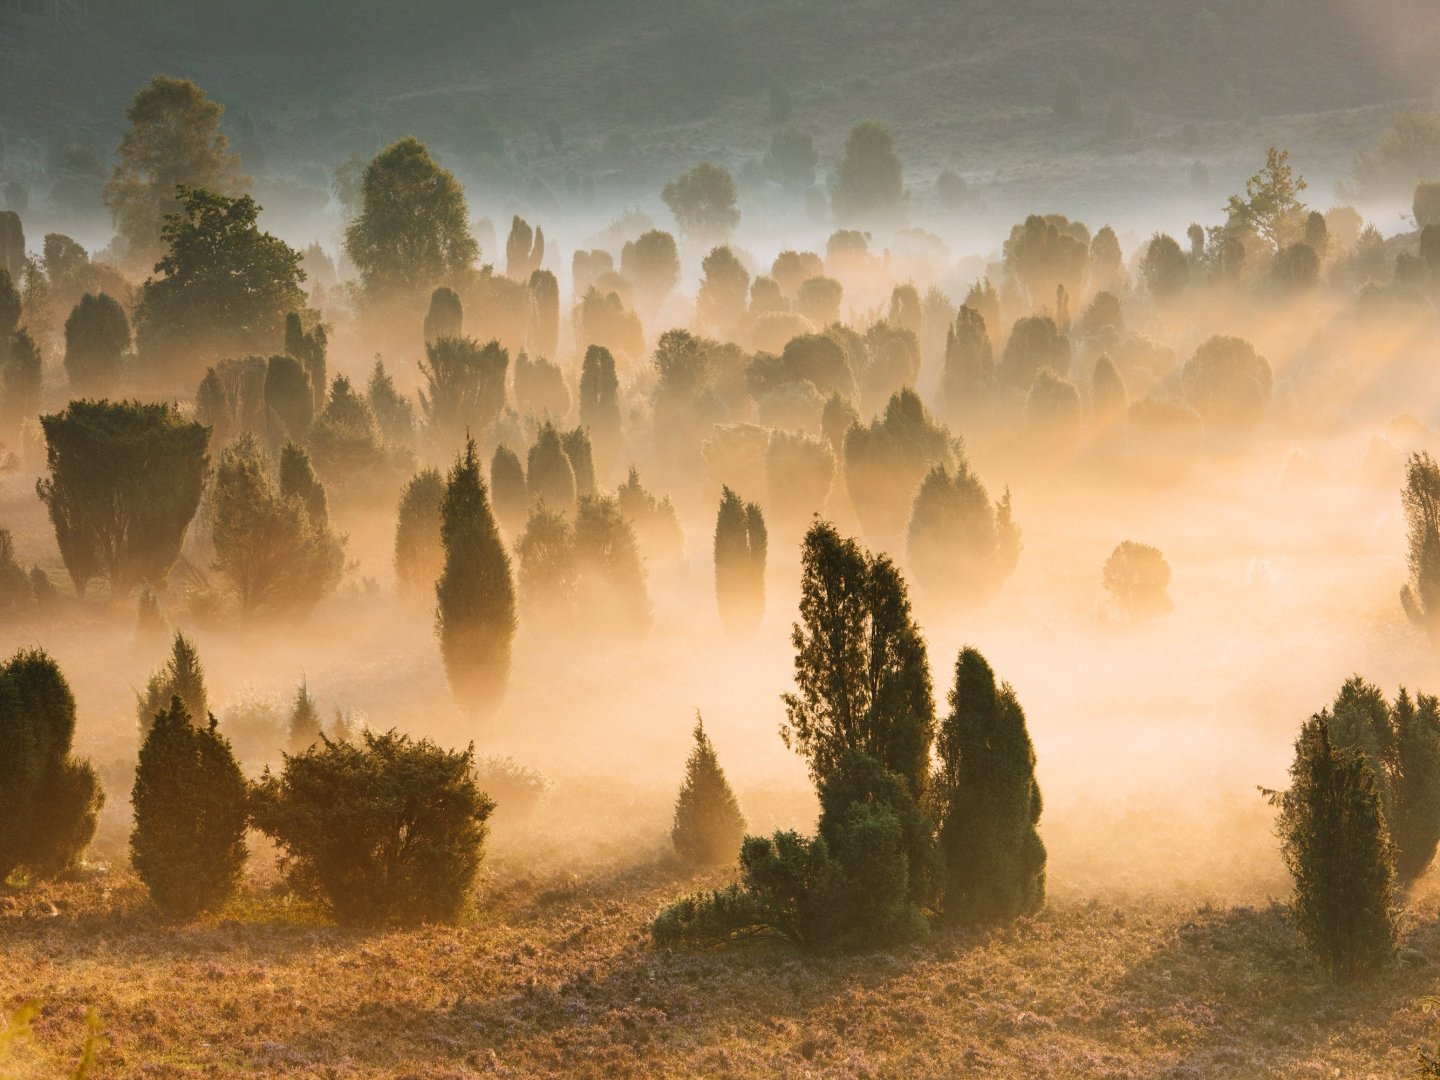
[[1114, 901, 1440, 1078]]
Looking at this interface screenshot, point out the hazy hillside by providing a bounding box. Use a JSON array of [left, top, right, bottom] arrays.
[[2, 0, 1437, 251]]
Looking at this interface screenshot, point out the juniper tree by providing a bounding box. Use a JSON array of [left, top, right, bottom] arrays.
[[561, 427, 597, 498], [505, 216, 544, 281], [513, 351, 570, 421], [934, 647, 1046, 925], [287, 681, 323, 753], [0, 528, 29, 616], [655, 749, 934, 951], [764, 431, 834, 538], [1278, 712, 1396, 983], [130, 697, 248, 918], [394, 468, 446, 599], [419, 337, 509, 452], [616, 467, 685, 565], [283, 312, 328, 413], [1102, 541, 1173, 621], [620, 229, 682, 309], [423, 286, 464, 342], [0, 649, 104, 881], [714, 487, 767, 637], [261, 355, 315, 447], [366, 359, 417, 450], [279, 440, 329, 525], [516, 503, 579, 625], [697, 246, 751, 336], [488, 445, 528, 535], [578, 345, 622, 472], [250, 729, 494, 925], [211, 434, 344, 617], [1327, 677, 1440, 889], [63, 292, 130, 397], [436, 438, 517, 715], [526, 421, 577, 514], [136, 631, 208, 736], [1402, 452, 1440, 647], [671, 714, 747, 866], [36, 400, 209, 598], [843, 389, 959, 551], [1180, 335, 1272, 435], [1390, 689, 1440, 887], [0, 327, 42, 444], [816, 750, 937, 943], [1090, 354, 1129, 449], [574, 494, 652, 638], [306, 375, 408, 497], [906, 462, 1021, 608], [782, 521, 935, 801], [527, 269, 560, 360], [134, 586, 167, 647]]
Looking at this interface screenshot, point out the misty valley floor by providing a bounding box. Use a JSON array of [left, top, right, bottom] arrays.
[[5, 849, 1440, 1079]]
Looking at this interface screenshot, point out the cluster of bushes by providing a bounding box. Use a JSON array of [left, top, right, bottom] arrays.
[[2, 636, 499, 927], [1273, 677, 1440, 982], [654, 521, 1045, 950]]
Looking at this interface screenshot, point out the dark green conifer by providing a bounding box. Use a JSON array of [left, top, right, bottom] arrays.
[[714, 486, 767, 636], [1278, 712, 1396, 983], [0, 649, 104, 881], [526, 421, 576, 514], [436, 437, 517, 715], [671, 714, 747, 866], [130, 697, 248, 917], [934, 647, 1046, 925], [394, 468, 445, 599], [137, 631, 208, 736], [781, 521, 934, 801], [287, 681, 323, 754]]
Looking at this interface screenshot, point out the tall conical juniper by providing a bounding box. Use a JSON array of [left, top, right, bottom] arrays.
[[436, 436, 517, 715], [714, 486, 766, 636], [131, 697, 249, 918], [1278, 711, 1396, 983], [671, 713, 747, 866], [933, 647, 1046, 924]]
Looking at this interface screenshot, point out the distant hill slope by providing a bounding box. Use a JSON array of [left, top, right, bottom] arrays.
[[1, 0, 1435, 240]]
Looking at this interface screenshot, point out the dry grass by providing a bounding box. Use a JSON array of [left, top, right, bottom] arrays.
[[6, 792, 1440, 1079]]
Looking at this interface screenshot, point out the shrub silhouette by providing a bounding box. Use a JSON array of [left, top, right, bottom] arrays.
[[394, 468, 445, 600], [906, 462, 1020, 608], [933, 648, 1046, 925], [488, 446, 528, 535], [1101, 541, 1173, 621], [0, 649, 104, 881], [250, 729, 494, 926], [671, 715, 747, 867], [783, 520, 934, 800], [131, 697, 248, 918], [136, 631, 208, 737], [436, 438, 516, 715], [1324, 676, 1440, 888], [1402, 452, 1440, 647], [37, 400, 208, 599], [63, 292, 129, 396], [1277, 712, 1395, 983], [211, 435, 344, 617], [714, 487, 766, 636], [423, 286, 464, 342], [287, 681, 323, 754]]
